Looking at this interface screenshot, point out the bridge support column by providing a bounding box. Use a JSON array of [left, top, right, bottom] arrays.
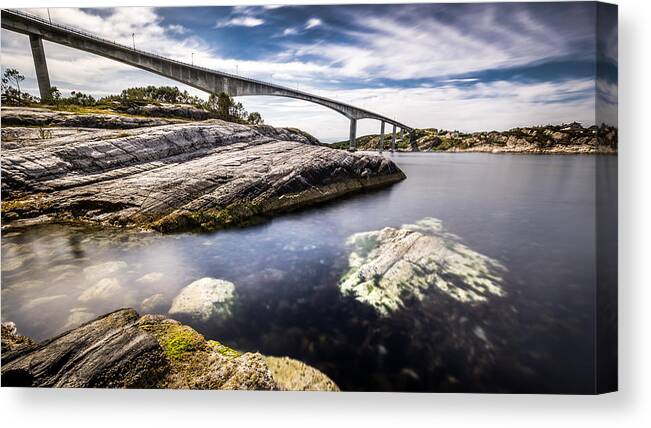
[[391, 124, 397, 152], [399, 128, 404, 140], [348, 118, 357, 151], [379, 121, 385, 153], [29, 34, 51, 102]]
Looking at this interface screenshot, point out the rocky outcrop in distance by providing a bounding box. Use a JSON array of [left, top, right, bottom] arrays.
[[1, 309, 339, 391], [117, 102, 211, 121], [1, 106, 183, 129], [1, 107, 405, 232], [333, 122, 618, 154]]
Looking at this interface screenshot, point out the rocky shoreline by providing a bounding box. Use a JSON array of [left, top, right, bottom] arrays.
[[332, 122, 618, 154], [1, 106, 405, 232], [1, 309, 339, 390]]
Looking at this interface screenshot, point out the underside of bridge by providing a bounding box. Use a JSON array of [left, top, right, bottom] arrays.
[[2, 8, 414, 150]]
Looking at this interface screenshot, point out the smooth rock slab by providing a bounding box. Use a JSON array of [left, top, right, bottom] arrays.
[[339, 218, 507, 315], [1, 112, 404, 231], [168, 277, 236, 322], [1, 309, 167, 387], [1, 309, 340, 390]]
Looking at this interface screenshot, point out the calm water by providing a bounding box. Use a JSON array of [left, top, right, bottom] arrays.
[[0, 153, 617, 393]]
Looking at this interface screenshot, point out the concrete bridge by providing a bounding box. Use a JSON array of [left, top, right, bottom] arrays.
[[1, 8, 412, 151]]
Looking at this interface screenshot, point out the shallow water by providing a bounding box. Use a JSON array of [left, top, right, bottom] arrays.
[[0, 153, 617, 393]]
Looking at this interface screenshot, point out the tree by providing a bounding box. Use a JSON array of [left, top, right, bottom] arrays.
[[1, 68, 34, 105], [68, 91, 96, 106], [247, 111, 263, 125], [43, 86, 61, 104], [2, 68, 24, 94], [216, 92, 234, 118]]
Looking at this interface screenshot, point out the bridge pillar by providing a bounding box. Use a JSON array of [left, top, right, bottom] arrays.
[[399, 128, 404, 140], [391, 124, 397, 152], [29, 34, 51, 101], [348, 118, 357, 151], [379, 121, 385, 153]]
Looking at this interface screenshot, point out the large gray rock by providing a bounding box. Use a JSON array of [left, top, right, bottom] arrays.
[[1, 309, 340, 391], [1, 109, 405, 232], [339, 218, 507, 315], [1, 309, 167, 387]]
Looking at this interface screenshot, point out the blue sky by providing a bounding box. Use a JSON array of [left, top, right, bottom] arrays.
[[1, 2, 618, 142]]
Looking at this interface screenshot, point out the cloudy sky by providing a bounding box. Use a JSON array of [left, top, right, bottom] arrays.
[[1, 2, 618, 142]]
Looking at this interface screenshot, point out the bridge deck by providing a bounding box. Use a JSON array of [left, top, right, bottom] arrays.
[[1, 9, 412, 130]]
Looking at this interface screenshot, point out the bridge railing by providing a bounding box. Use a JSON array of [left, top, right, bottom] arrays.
[[5, 8, 411, 129]]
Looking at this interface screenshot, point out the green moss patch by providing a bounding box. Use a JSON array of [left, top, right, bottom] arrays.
[[139, 322, 205, 361], [207, 340, 241, 359], [151, 202, 265, 233]]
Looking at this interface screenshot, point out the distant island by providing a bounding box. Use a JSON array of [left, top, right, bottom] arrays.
[[330, 123, 618, 154]]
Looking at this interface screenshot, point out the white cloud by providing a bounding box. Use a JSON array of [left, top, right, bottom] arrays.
[[304, 18, 322, 29], [241, 79, 597, 142], [440, 78, 479, 83], [0, 7, 604, 143], [216, 16, 265, 28], [281, 27, 298, 36], [168, 24, 187, 35], [284, 6, 590, 81]]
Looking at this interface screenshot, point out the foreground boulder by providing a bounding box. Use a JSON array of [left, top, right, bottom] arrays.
[[1, 310, 167, 388], [1, 309, 339, 391], [1, 109, 405, 232]]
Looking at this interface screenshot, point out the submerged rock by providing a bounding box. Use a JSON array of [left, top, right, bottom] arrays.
[[136, 272, 165, 284], [168, 277, 236, 322], [141, 293, 167, 313], [63, 308, 97, 330], [21, 294, 67, 311], [82, 261, 128, 281], [1, 309, 340, 391], [339, 218, 506, 315], [1, 109, 405, 232], [78, 277, 123, 302]]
